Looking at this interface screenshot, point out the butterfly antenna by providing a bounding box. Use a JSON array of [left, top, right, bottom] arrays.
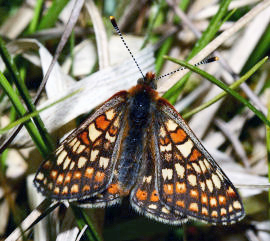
[[110, 16, 145, 79], [155, 56, 219, 81]]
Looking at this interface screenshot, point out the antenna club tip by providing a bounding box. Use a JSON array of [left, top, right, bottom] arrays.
[[110, 16, 117, 27], [214, 56, 219, 61]]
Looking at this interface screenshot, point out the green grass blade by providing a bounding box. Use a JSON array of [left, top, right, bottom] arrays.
[[0, 37, 53, 153], [165, 56, 270, 127], [37, 0, 70, 30], [164, 0, 232, 103], [72, 206, 102, 241], [0, 89, 81, 134], [183, 56, 269, 118], [0, 72, 48, 157]]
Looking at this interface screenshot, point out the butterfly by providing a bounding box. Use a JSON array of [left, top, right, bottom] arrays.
[[34, 16, 245, 225]]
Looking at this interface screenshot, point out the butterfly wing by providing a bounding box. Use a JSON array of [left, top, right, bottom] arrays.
[[153, 98, 245, 224], [130, 131, 187, 225], [75, 175, 122, 208], [34, 91, 128, 201]]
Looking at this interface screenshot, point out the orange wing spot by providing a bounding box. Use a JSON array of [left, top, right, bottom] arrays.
[[108, 184, 119, 194], [109, 125, 118, 136], [74, 171, 82, 179], [136, 188, 147, 201], [93, 138, 102, 147], [85, 167, 94, 179], [56, 174, 64, 184], [175, 153, 183, 161], [164, 184, 173, 195], [43, 160, 52, 169], [150, 190, 159, 202], [160, 137, 170, 145], [218, 195, 226, 205], [190, 189, 199, 199], [170, 128, 187, 143], [95, 171, 105, 182], [53, 187, 60, 194], [211, 211, 218, 218], [189, 149, 202, 161], [82, 185, 90, 192], [95, 115, 110, 130], [176, 182, 186, 194], [79, 131, 90, 145], [210, 197, 218, 207], [201, 193, 208, 205], [187, 164, 192, 169], [202, 207, 208, 216], [50, 170, 58, 180], [226, 186, 236, 197], [62, 186, 68, 195], [166, 197, 173, 202], [71, 184, 79, 193], [176, 200, 185, 207], [189, 203, 199, 212], [64, 172, 72, 184]]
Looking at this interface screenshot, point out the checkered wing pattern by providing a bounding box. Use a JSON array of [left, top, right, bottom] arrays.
[[34, 92, 128, 201], [154, 99, 245, 225], [130, 133, 187, 225]]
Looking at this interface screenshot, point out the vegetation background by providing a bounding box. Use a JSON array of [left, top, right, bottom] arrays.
[[0, 0, 270, 240]]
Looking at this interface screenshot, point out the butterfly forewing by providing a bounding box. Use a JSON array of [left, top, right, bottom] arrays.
[[130, 133, 188, 225], [34, 92, 128, 201], [154, 98, 245, 224]]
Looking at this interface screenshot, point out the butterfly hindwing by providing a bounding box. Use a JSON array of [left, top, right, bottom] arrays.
[[130, 133, 188, 225], [154, 98, 245, 224], [34, 92, 128, 201]]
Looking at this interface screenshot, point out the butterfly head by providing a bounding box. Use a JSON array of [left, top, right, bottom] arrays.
[[137, 72, 157, 90]]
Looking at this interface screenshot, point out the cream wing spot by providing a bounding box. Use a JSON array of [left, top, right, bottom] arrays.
[[212, 174, 221, 189], [63, 157, 71, 170], [76, 145, 86, 154], [204, 159, 212, 169], [36, 172, 44, 181], [166, 119, 178, 131], [233, 201, 242, 209], [175, 163, 185, 178], [176, 139, 193, 158], [90, 149, 99, 162], [71, 140, 80, 152], [161, 207, 170, 214], [105, 131, 116, 142], [69, 138, 78, 146], [78, 156, 88, 168], [99, 157, 110, 169], [162, 168, 173, 180], [160, 143, 172, 152], [160, 126, 166, 137], [199, 160, 207, 173], [88, 123, 102, 142], [200, 182, 206, 191], [187, 174, 197, 186], [148, 204, 157, 209], [206, 179, 214, 192], [105, 109, 115, 120], [57, 150, 67, 165], [143, 176, 152, 183], [192, 163, 201, 173], [70, 161, 75, 170]]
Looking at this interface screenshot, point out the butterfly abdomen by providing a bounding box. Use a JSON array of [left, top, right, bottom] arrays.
[[118, 85, 155, 192]]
